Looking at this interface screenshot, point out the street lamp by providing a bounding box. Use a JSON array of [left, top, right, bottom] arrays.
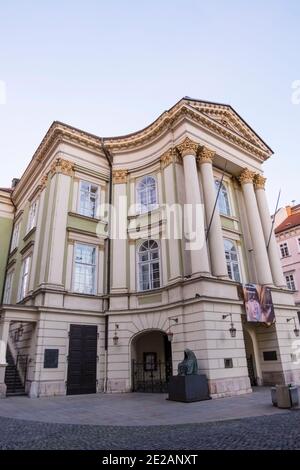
[[222, 313, 237, 338], [286, 317, 300, 337], [167, 317, 178, 342], [113, 324, 119, 345]]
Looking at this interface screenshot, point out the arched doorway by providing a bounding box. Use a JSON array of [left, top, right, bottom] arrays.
[[131, 330, 172, 392], [243, 327, 262, 387]]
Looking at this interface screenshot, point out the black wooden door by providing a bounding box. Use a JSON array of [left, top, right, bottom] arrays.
[[67, 325, 97, 395]]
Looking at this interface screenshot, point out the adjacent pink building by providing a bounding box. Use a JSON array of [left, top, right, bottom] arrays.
[[275, 204, 300, 306]]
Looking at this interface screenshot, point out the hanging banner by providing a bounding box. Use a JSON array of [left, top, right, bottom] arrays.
[[243, 283, 275, 324]]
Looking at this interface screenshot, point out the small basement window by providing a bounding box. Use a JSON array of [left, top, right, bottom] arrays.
[[224, 358, 233, 368], [263, 351, 277, 361]]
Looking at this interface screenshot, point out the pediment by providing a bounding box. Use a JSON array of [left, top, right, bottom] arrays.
[[185, 98, 271, 154]]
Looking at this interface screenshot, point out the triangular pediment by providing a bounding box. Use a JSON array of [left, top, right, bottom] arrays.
[[183, 97, 272, 155]]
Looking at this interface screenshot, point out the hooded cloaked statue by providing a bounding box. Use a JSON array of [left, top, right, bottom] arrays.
[[178, 349, 198, 375]]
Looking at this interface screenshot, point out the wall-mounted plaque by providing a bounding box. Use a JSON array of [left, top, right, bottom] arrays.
[[44, 349, 59, 368]]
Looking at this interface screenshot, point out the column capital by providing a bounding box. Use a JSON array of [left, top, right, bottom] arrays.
[[238, 168, 255, 185], [253, 174, 266, 190], [50, 158, 74, 177], [160, 147, 180, 169], [176, 137, 199, 157], [198, 146, 215, 165], [112, 169, 128, 184]]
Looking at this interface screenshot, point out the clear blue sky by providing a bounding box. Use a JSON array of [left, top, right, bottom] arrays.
[[0, 0, 299, 210]]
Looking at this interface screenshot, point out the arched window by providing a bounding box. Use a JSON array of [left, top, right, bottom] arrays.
[[138, 240, 160, 291], [224, 239, 241, 282], [137, 176, 157, 213], [215, 180, 231, 216]]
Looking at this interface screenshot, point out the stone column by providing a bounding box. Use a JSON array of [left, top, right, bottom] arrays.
[[239, 169, 273, 285], [161, 148, 182, 283], [176, 137, 210, 277], [111, 170, 128, 295], [0, 318, 10, 398], [254, 175, 286, 287], [198, 147, 228, 278]]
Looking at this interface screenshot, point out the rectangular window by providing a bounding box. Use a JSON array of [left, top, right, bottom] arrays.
[[78, 181, 99, 218], [27, 199, 39, 232], [285, 273, 296, 291], [18, 256, 31, 301], [280, 242, 289, 258], [11, 221, 20, 251], [73, 244, 96, 294], [263, 351, 277, 361], [3, 271, 14, 304]]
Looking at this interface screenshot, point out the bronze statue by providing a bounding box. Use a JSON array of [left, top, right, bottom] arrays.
[[178, 349, 198, 375]]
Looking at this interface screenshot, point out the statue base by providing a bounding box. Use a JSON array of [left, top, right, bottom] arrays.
[[168, 375, 210, 403]]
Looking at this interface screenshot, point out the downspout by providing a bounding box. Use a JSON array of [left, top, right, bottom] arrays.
[[101, 138, 113, 393]]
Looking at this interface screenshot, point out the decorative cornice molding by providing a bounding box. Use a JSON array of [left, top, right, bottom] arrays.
[[253, 174, 266, 190], [40, 174, 48, 190], [239, 168, 256, 185], [198, 146, 215, 164], [160, 147, 180, 169], [50, 158, 74, 177], [176, 137, 199, 157], [112, 169, 128, 184]]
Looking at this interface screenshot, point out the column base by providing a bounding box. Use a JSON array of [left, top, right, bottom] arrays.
[[0, 383, 7, 398]]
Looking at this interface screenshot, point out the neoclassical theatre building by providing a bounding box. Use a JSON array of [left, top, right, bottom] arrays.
[[0, 97, 300, 399]]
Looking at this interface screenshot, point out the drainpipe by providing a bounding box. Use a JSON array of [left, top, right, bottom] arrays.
[[101, 139, 113, 393]]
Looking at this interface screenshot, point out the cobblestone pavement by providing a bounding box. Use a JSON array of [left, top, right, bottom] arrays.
[[0, 411, 300, 450]]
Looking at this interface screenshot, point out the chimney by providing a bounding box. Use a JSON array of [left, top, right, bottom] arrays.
[[11, 178, 20, 189]]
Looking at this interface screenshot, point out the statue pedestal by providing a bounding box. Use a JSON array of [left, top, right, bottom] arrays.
[[168, 375, 210, 403]]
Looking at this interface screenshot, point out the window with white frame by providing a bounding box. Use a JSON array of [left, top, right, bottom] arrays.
[[18, 256, 31, 301], [137, 176, 158, 213], [138, 240, 160, 291], [285, 273, 296, 291], [73, 244, 96, 294], [78, 181, 99, 218], [3, 270, 14, 304], [224, 239, 241, 282], [215, 180, 231, 216], [11, 220, 20, 251], [27, 199, 39, 232], [280, 242, 289, 258]]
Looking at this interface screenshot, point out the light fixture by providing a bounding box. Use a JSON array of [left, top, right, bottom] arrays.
[[14, 323, 24, 342], [287, 317, 300, 337], [113, 324, 119, 345], [222, 313, 237, 338], [167, 317, 178, 342]]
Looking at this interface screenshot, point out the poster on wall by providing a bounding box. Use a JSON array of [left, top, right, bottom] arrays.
[[243, 283, 275, 324]]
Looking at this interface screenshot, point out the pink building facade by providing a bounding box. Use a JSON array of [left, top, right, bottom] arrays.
[[275, 205, 300, 306]]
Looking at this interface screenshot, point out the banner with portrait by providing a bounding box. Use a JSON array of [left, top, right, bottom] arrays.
[[243, 284, 275, 324]]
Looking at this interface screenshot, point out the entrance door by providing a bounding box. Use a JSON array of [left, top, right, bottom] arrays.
[[67, 325, 97, 395]]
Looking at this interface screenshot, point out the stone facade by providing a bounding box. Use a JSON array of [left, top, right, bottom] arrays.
[[0, 97, 299, 399]]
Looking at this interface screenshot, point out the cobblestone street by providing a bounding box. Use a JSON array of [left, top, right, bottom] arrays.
[[0, 411, 300, 450]]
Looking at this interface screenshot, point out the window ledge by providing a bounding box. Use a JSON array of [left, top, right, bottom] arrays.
[[69, 211, 107, 224], [220, 213, 239, 222], [9, 247, 18, 258], [128, 205, 161, 219], [23, 226, 36, 242]]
